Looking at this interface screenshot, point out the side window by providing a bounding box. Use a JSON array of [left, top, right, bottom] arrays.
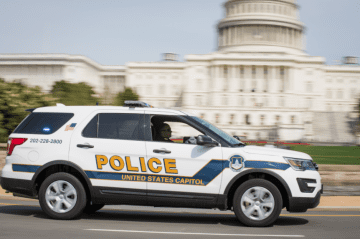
[[149, 115, 205, 144], [98, 113, 143, 141], [82, 115, 98, 138], [82, 113, 144, 141]]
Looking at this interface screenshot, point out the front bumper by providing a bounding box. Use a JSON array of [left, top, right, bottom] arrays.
[[287, 186, 322, 212]]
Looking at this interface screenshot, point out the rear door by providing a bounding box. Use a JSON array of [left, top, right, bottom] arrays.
[[69, 109, 147, 203]]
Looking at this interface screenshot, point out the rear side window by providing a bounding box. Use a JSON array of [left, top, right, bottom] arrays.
[[14, 113, 74, 135], [82, 113, 144, 141], [82, 115, 98, 138]]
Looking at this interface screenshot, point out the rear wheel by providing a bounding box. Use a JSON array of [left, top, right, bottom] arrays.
[[233, 179, 282, 227], [39, 173, 87, 220]]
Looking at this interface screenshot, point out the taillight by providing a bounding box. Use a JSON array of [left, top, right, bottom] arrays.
[[7, 138, 28, 156]]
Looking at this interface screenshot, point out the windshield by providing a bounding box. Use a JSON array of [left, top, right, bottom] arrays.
[[191, 116, 243, 146]]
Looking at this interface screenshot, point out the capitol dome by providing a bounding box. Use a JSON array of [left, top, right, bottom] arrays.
[[218, 0, 306, 55]]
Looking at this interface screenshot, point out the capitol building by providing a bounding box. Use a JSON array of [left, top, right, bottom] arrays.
[[0, 0, 359, 143]]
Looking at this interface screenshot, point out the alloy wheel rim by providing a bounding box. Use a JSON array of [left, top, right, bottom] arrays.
[[45, 180, 77, 213], [240, 186, 275, 221]]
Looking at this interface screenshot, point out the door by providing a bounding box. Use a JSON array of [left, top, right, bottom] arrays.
[[69, 110, 147, 203], [144, 112, 224, 207]]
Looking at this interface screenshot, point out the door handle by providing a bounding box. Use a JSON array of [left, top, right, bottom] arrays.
[[153, 149, 171, 154], [77, 144, 94, 148]]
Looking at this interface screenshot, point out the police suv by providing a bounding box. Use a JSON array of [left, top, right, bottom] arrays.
[[0, 101, 322, 227]]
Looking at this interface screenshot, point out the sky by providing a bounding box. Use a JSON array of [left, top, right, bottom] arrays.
[[0, 0, 359, 66]]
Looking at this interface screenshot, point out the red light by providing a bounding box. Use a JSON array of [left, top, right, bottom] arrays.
[[7, 138, 27, 156]]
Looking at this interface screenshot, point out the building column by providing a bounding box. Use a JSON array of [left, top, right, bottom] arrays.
[[288, 67, 294, 92], [258, 65, 264, 93], [228, 27, 231, 46], [269, 66, 276, 93]]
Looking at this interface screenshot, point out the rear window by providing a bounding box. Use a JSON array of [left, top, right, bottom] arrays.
[[13, 113, 74, 135]]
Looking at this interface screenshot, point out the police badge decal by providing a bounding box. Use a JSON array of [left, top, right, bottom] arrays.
[[229, 155, 244, 172]]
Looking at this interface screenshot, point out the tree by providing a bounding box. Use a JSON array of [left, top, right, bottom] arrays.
[[51, 80, 101, 106], [0, 79, 55, 142], [113, 87, 139, 106]]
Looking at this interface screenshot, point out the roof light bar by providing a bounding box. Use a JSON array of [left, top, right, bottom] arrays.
[[124, 101, 153, 108]]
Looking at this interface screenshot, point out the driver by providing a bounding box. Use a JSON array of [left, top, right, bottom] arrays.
[[154, 123, 173, 142]]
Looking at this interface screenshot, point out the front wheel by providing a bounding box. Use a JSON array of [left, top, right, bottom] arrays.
[[39, 173, 87, 220], [233, 179, 282, 227]]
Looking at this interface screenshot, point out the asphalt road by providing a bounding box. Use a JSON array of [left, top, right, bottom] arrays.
[[0, 199, 359, 239]]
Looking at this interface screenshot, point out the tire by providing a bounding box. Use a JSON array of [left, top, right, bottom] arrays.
[[233, 179, 283, 227], [83, 203, 105, 214], [39, 172, 87, 220]]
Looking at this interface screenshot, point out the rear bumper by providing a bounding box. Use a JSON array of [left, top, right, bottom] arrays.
[[0, 177, 34, 197], [287, 189, 322, 212]]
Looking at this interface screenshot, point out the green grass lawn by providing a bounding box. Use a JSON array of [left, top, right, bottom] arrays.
[[289, 146, 360, 165]]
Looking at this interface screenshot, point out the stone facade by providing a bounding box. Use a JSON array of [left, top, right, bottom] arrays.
[[0, 0, 359, 142]]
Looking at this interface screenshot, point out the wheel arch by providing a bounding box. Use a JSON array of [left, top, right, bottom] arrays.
[[224, 169, 292, 210], [31, 160, 94, 202]]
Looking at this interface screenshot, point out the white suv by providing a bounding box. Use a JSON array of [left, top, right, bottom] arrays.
[[1, 101, 322, 227]]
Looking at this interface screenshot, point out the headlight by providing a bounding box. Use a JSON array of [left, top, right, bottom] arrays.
[[284, 157, 316, 171]]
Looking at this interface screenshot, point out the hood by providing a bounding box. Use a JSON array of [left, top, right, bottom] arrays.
[[243, 145, 312, 159]]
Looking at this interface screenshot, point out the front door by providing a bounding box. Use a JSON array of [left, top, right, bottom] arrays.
[[143, 112, 224, 208]]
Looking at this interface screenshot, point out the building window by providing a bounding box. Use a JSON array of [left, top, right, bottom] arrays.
[[260, 115, 265, 126], [224, 66, 228, 78], [229, 114, 235, 125], [264, 66, 268, 92], [245, 115, 251, 125], [215, 114, 220, 124], [280, 66, 285, 92], [240, 66, 245, 92], [291, 115, 296, 124], [252, 66, 257, 91]]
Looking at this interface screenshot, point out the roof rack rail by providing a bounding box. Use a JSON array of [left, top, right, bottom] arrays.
[[124, 101, 153, 108]]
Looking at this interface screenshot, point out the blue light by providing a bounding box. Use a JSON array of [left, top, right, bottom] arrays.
[[43, 127, 50, 132]]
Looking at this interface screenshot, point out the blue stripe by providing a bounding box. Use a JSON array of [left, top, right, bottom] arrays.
[[12, 160, 289, 185], [244, 161, 290, 170], [12, 164, 41, 173]]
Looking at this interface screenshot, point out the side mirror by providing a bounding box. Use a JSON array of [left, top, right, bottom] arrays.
[[197, 135, 218, 147]]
